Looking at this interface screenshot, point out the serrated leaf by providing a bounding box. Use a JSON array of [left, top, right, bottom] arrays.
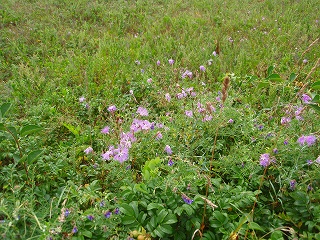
[[311, 81, 320, 90], [248, 222, 264, 231], [27, 150, 43, 164], [20, 125, 42, 136], [0, 103, 11, 118]]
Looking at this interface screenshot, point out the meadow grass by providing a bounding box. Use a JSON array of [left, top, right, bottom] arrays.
[[0, 0, 319, 239]]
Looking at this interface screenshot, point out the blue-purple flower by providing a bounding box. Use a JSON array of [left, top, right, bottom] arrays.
[[104, 211, 112, 218], [168, 158, 174, 166], [87, 215, 94, 221], [199, 65, 206, 72], [108, 105, 117, 112], [101, 126, 110, 134], [165, 145, 172, 155], [297, 135, 317, 146], [259, 153, 276, 167], [181, 194, 193, 204], [72, 226, 78, 234], [289, 180, 297, 191], [168, 59, 174, 65], [84, 147, 93, 154]]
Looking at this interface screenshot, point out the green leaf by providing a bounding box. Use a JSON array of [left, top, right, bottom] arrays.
[[27, 150, 43, 164], [0, 123, 5, 131], [62, 123, 80, 136], [147, 203, 164, 211], [182, 204, 194, 215], [162, 213, 177, 225], [7, 126, 18, 140], [81, 230, 92, 238], [134, 183, 149, 194], [130, 201, 139, 217], [248, 222, 264, 232], [289, 73, 297, 81], [257, 81, 269, 88], [157, 209, 168, 224], [311, 81, 320, 90], [0, 103, 11, 118], [157, 224, 173, 234], [267, 65, 274, 76], [309, 104, 320, 113], [153, 227, 165, 238], [122, 215, 136, 225], [311, 94, 320, 103], [270, 230, 284, 240], [267, 73, 284, 82], [120, 203, 135, 216], [20, 125, 42, 136]]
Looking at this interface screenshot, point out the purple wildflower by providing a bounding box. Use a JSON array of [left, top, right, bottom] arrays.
[[259, 153, 271, 167], [212, 51, 217, 56], [79, 96, 86, 103], [168, 158, 174, 166], [301, 94, 312, 104], [104, 211, 112, 218], [289, 180, 297, 191], [273, 148, 278, 154], [100, 201, 105, 207], [84, 147, 93, 154], [114, 208, 120, 215], [108, 105, 117, 112], [181, 194, 193, 204], [185, 110, 193, 118], [307, 160, 313, 165], [64, 209, 70, 217], [168, 59, 174, 65], [156, 60, 160, 66], [101, 126, 110, 134], [284, 140, 289, 145], [228, 119, 234, 124], [113, 147, 129, 163], [87, 215, 94, 221], [302, 59, 308, 64], [137, 106, 148, 116], [202, 115, 213, 122], [182, 70, 193, 79], [165, 145, 172, 155], [156, 131, 163, 140], [297, 135, 317, 146], [316, 156, 320, 164], [135, 60, 141, 65], [72, 226, 78, 234], [281, 117, 291, 125], [147, 78, 152, 83], [165, 93, 171, 102], [199, 65, 206, 72]]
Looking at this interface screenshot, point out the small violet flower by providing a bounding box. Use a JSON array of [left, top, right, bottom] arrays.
[[137, 106, 148, 116], [199, 65, 206, 72], [104, 211, 112, 218], [114, 208, 120, 215], [64, 209, 70, 217], [181, 194, 193, 204], [289, 180, 297, 191], [165, 93, 171, 102], [228, 119, 234, 124], [301, 94, 312, 104], [79, 96, 86, 103], [72, 226, 78, 234], [168, 59, 174, 65], [156, 60, 160, 66], [259, 153, 275, 167], [101, 126, 110, 134], [108, 105, 117, 112], [165, 145, 172, 155], [84, 147, 93, 154], [297, 135, 317, 147], [307, 160, 313, 165], [185, 110, 193, 118], [168, 158, 174, 166], [87, 215, 94, 221]]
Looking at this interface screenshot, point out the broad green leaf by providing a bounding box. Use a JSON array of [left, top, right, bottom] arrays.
[[248, 222, 264, 231], [309, 104, 320, 113], [267, 73, 284, 82], [0, 123, 5, 131], [270, 230, 284, 240], [20, 125, 42, 136], [27, 150, 43, 164], [7, 126, 18, 140], [121, 215, 136, 225], [153, 227, 165, 238], [311, 81, 320, 90], [81, 230, 92, 238], [0, 103, 11, 118], [149, 215, 157, 229], [311, 94, 320, 103], [157, 209, 168, 224], [162, 213, 178, 225], [267, 65, 274, 76], [182, 204, 194, 215], [62, 123, 80, 136], [120, 203, 135, 216], [289, 72, 297, 81], [147, 203, 164, 211], [157, 224, 173, 234], [134, 183, 148, 194], [257, 82, 269, 88]]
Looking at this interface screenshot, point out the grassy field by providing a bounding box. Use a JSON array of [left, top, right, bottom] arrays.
[[1, 0, 319, 239]]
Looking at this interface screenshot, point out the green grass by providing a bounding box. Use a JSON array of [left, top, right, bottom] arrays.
[[0, 0, 319, 239]]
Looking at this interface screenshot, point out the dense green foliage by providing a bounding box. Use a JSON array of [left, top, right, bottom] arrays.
[[1, 0, 319, 239]]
